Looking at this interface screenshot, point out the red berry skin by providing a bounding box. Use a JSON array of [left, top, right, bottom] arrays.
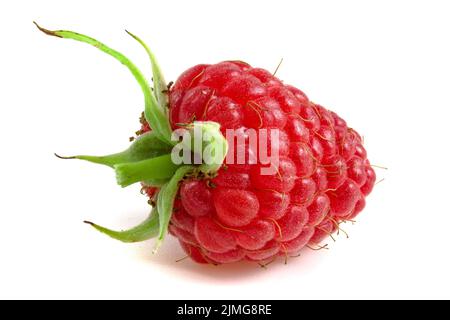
[[283, 227, 315, 255], [236, 220, 276, 250], [355, 143, 367, 159], [212, 168, 251, 189], [171, 206, 195, 233], [194, 216, 237, 253], [346, 196, 366, 220], [172, 64, 209, 91], [286, 85, 309, 105], [204, 248, 245, 264], [361, 166, 376, 196], [329, 179, 362, 217], [315, 126, 337, 158], [213, 188, 259, 227], [248, 68, 282, 86], [260, 129, 290, 158], [199, 62, 242, 89], [347, 156, 368, 187], [221, 74, 267, 104], [275, 205, 309, 242], [250, 157, 297, 192], [204, 97, 244, 129], [291, 178, 317, 206], [255, 190, 290, 219], [169, 224, 198, 246], [309, 220, 334, 245], [307, 194, 330, 226], [180, 180, 214, 217], [227, 60, 251, 71], [246, 240, 280, 261], [290, 142, 316, 178], [299, 104, 321, 131], [243, 96, 287, 129], [147, 61, 376, 264], [169, 90, 183, 127], [323, 155, 348, 190], [268, 86, 303, 114], [312, 167, 328, 192], [285, 115, 310, 143], [178, 86, 214, 124], [179, 241, 208, 264]]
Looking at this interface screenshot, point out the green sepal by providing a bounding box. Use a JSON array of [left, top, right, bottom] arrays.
[[84, 207, 159, 243], [34, 22, 173, 145], [55, 131, 171, 168], [126, 30, 169, 113], [154, 166, 194, 252], [114, 154, 180, 188]]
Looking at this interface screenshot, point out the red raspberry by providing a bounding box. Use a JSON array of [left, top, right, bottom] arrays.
[[37, 24, 376, 266], [159, 62, 376, 264]]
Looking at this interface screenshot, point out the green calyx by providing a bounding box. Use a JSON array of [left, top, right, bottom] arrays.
[[174, 121, 228, 174], [36, 22, 228, 251]]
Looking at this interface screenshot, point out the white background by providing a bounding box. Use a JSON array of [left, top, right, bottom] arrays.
[[0, 0, 449, 299]]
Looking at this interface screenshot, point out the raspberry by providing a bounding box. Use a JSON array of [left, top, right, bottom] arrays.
[[37, 23, 377, 266], [168, 67, 376, 263]]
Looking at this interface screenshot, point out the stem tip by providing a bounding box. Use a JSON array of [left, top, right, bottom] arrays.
[[33, 21, 62, 38], [54, 153, 76, 160]]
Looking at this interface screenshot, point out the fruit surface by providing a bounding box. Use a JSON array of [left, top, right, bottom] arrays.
[[143, 61, 376, 264]]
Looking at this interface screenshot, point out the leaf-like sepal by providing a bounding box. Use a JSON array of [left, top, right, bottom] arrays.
[[126, 30, 169, 113], [55, 131, 171, 168], [34, 22, 173, 145], [154, 166, 194, 252], [85, 208, 159, 243]]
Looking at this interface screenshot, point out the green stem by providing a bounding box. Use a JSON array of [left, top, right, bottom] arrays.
[[34, 22, 173, 145], [114, 154, 179, 187], [85, 207, 159, 243]]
